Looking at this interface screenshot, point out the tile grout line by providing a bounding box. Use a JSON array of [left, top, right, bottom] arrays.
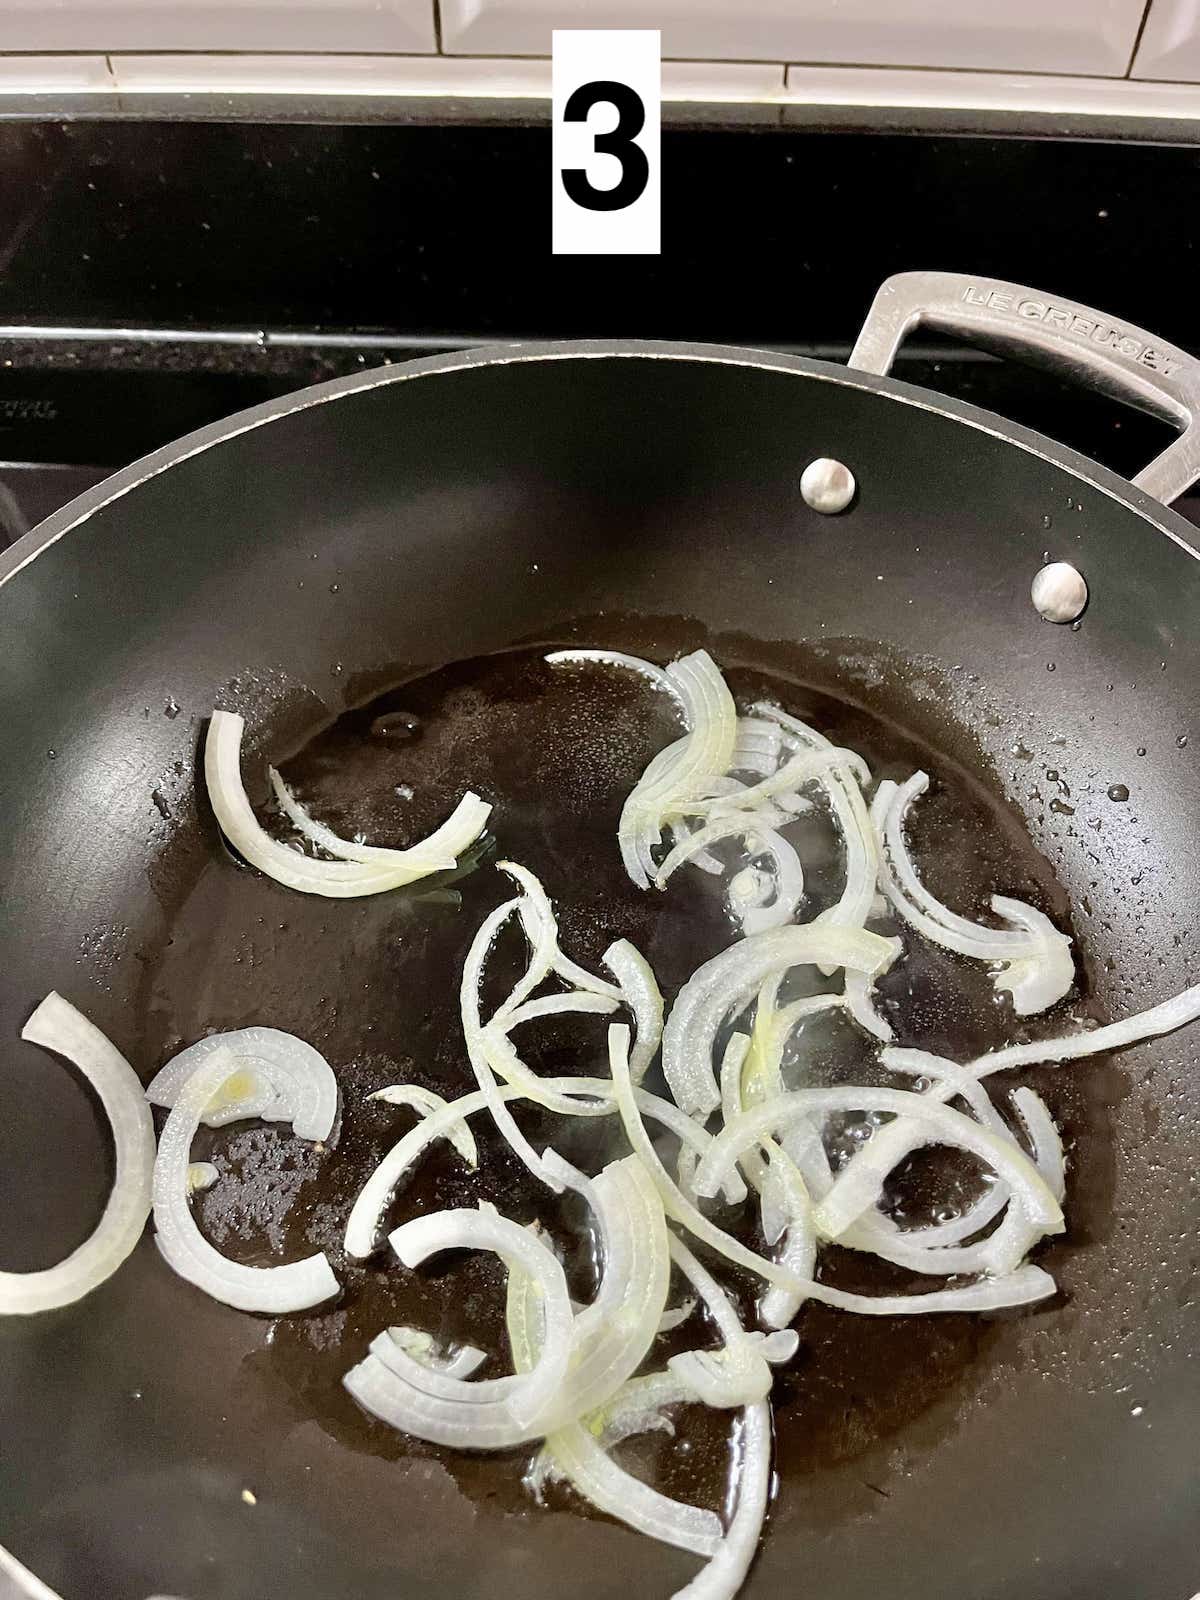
[[1124, 0, 1154, 78]]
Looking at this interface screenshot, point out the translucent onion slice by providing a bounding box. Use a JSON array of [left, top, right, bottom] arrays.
[[368, 1083, 478, 1169], [380, 1202, 573, 1437], [873, 773, 1074, 1014], [385, 1325, 488, 1380], [187, 1161, 219, 1194], [461, 896, 564, 1190], [608, 1024, 809, 1295], [1, 994, 155, 1316], [661, 924, 899, 1118], [842, 967, 894, 1043], [369, 1162, 663, 1449], [883, 1047, 1009, 1134], [755, 1148, 817, 1331], [603, 938, 665, 1085], [662, 1239, 776, 1600], [730, 718, 784, 777], [690, 743, 870, 820], [834, 1049, 1060, 1274], [967, 980, 1200, 1077], [619, 650, 738, 889], [528, 1419, 722, 1559], [656, 810, 805, 936], [512, 1152, 669, 1428], [146, 1026, 338, 1139], [692, 1085, 1063, 1243], [659, 1297, 698, 1333], [545, 649, 683, 711], [654, 809, 789, 888], [205, 709, 490, 898], [457, 872, 681, 1194], [729, 986, 823, 1323], [507, 1235, 722, 1559], [830, 1047, 1026, 1275], [344, 1074, 741, 1263], [153, 1049, 339, 1313], [593, 1369, 705, 1447], [732, 831, 806, 936], [670, 1400, 773, 1600], [667, 1236, 798, 1406], [1012, 1087, 1066, 1202], [752, 703, 878, 938], [833, 1102, 1062, 1274]]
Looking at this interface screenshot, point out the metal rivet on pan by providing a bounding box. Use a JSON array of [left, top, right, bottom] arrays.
[[1031, 561, 1089, 624], [800, 457, 856, 514]]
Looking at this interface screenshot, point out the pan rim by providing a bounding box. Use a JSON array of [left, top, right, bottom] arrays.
[[2, 337, 1198, 593]]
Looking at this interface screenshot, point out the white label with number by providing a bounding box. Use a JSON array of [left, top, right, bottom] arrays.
[[552, 29, 661, 256]]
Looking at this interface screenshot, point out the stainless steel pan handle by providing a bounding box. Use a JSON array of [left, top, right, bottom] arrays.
[[848, 270, 1200, 506]]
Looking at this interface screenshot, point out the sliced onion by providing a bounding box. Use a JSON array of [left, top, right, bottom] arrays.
[[730, 986, 824, 1323], [366, 1202, 573, 1440], [545, 648, 682, 710], [732, 830, 806, 936], [503, 993, 620, 1027], [347, 1087, 496, 1258], [692, 1084, 1063, 1244], [692, 743, 870, 820], [842, 967, 893, 1043], [507, 1227, 722, 1559], [730, 717, 784, 778], [831, 1049, 1063, 1275], [619, 651, 738, 889], [670, 1401, 772, 1600], [808, 1264, 1057, 1315], [1011, 1087, 1066, 1202], [511, 1152, 669, 1428], [531, 1418, 722, 1558], [756, 1148, 817, 1331], [153, 1047, 339, 1313], [967, 981, 1200, 1077], [187, 1161, 219, 1194], [603, 938, 665, 1085], [874, 773, 1074, 1015], [655, 809, 788, 888], [344, 1074, 741, 1263], [662, 1239, 776, 1600], [607, 1024, 806, 1294], [661, 924, 899, 1118], [1, 994, 155, 1315], [659, 1297, 698, 1333], [368, 1084, 478, 1169], [752, 703, 878, 938], [205, 709, 490, 898], [461, 896, 563, 1190], [593, 1368, 705, 1447], [499, 860, 622, 1002], [146, 1026, 338, 1140], [385, 1325, 488, 1381], [667, 1236, 798, 1406], [883, 1046, 1009, 1134]]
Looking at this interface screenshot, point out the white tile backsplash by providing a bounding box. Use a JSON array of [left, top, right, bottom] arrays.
[[440, 0, 1144, 74], [0, 0, 435, 53], [110, 52, 546, 96], [106, 53, 782, 100], [0, 54, 112, 90], [783, 63, 1200, 118], [1132, 0, 1200, 79]]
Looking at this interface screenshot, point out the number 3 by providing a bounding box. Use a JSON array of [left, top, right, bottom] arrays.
[[561, 80, 649, 212]]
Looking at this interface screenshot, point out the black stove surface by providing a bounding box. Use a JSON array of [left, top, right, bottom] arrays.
[[2, 117, 1199, 536]]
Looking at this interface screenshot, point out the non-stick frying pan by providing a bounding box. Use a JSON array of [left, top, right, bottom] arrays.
[[2, 271, 1199, 1600]]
